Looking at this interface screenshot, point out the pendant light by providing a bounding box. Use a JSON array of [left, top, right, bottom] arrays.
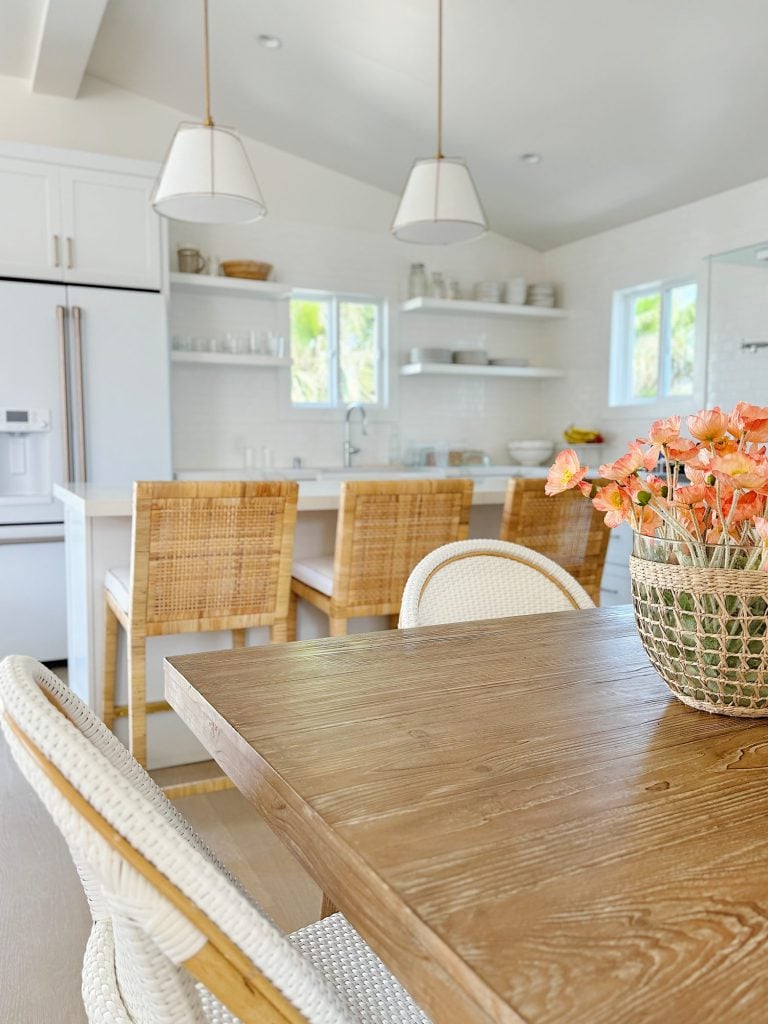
[[152, 0, 267, 224], [392, 0, 487, 244]]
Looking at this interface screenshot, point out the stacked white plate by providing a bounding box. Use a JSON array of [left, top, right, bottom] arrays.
[[409, 346, 452, 364], [474, 281, 501, 302], [527, 282, 556, 307], [503, 277, 526, 304], [453, 350, 489, 365]]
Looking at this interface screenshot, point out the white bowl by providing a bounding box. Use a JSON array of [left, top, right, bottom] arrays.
[[506, 440, 554, 466]]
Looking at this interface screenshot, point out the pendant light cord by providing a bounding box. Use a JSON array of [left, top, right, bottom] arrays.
[[436, 0, 443, 159], [203, 0, 213, 126]]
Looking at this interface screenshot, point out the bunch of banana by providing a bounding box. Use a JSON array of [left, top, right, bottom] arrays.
[[563, 425, 604, 444]]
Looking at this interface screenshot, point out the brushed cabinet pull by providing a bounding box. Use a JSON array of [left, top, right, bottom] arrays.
[[52, 234, 60, 268], [66, 236, 74, 269]]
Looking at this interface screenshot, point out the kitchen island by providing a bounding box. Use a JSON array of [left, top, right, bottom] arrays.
[[55, 471, 532, 768]]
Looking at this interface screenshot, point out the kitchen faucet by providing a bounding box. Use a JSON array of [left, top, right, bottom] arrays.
[[343, 403, 368, 468]]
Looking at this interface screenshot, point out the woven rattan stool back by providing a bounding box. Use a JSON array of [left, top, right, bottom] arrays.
[[331, 479, 473, 617], [500, 478, 609, 604], [132, 481, 298, 636], [103, 481, 298, 775]]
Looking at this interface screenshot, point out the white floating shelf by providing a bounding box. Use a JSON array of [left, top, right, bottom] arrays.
[[400, 296, 567, 319], [171, 351, 291, 368], [400, 362, 565, 379], [170, 272, 289, 300]]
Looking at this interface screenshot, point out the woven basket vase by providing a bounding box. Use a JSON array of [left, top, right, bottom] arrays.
[[630, 544, 768, 716]]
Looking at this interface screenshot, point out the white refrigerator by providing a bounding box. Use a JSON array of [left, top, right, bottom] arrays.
[[0, 280, 172, 660]]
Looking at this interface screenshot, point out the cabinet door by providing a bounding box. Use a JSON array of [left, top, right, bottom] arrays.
[[0, 157, 63, 281], [59, 168, 162, 290]]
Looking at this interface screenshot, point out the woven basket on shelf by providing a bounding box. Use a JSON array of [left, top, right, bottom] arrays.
[[221, 260, 272, 280], [630, 553, 768, 716]]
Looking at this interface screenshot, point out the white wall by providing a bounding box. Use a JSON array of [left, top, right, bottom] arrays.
[[0, 72, 564, 469], [4, 71, 768, 472], [542, 176, 768, 461]]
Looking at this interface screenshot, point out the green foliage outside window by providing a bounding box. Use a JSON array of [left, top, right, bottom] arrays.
[[628, 282, 696, 401], [290, 295, 381, 407]]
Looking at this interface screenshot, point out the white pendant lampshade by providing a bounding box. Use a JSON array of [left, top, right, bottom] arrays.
[[152, 122, 266, 224], [392, 0, 487, 245], [152, 0, 267, 225], [392, 156, 486, 244]]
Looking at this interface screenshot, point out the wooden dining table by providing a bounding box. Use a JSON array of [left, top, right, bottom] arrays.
[[165, 605, 768, 1024]]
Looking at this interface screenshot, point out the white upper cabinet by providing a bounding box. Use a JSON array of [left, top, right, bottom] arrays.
[[0, 148, 162, 291], [0, 157, 62, 281], [59, 168, 161, 289]]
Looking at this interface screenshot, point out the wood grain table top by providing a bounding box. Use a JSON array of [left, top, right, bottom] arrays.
[[165, 605, 768, 1024]]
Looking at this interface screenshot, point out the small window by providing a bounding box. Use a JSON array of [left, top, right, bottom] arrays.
[[611, 279, 697, 405], [290, 293, 385, 408]]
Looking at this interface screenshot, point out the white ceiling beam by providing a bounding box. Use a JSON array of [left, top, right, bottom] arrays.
[[31, 0, 110, 98]]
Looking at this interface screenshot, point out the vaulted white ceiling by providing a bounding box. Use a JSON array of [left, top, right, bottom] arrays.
[[4, 0, 768, 249]]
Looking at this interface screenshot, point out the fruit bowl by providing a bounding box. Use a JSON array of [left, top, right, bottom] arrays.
[[506, 440, 554, 466]]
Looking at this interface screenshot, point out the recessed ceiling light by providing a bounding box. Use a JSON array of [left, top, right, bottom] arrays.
[[257, 34, 282, 49], [519, 153, 542, 164]]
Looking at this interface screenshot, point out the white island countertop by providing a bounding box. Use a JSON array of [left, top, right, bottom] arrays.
[[55, 468, 547, 518]]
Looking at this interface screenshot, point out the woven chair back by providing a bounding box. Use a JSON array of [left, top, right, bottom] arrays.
[[131, 481, 298, 636], [0, 655, 353, 1024], [500, 478, 610, 604], [331, 480, 473, 616], [398, 539, 594, 628]]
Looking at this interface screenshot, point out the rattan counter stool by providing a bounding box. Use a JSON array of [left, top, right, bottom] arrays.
[[290, 479, 473, 637], [102, 481, 298, 786], [499, 477, 610, 604]]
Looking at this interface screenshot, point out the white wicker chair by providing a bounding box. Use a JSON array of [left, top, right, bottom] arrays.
[[0, 655, 431, 1024], [398, 539, 595, 628]]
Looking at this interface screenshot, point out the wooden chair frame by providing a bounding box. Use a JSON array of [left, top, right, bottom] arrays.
[[500, 478, 610, 604], [290, 479, 473, 637], [102, 481, 299, 785], [3, 707, 306, 1024]]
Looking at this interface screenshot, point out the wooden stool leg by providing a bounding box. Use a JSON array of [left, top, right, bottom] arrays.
[[320, 893, 339, 919], [270, 620, 289, 643], [127, 633, 147, 767], [286, 589, 298, 642], [388, 614, 399, 629], [329, 616, 348, 637], [232, 629, 246, 648], [102, 600, 119, 730]]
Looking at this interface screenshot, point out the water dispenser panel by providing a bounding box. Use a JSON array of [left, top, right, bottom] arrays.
[[0, 408, 50, 432], [0, 409, 52, 500]]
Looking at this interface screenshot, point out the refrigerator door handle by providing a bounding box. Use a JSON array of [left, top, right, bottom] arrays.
[[72, 305, 87, 483], [56, 305, 73, 483]]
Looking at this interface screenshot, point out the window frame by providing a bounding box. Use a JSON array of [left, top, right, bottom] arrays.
[[610, 276, 698, 408], [288, 289, 388, 411]]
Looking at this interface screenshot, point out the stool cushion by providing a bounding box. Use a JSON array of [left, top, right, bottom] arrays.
[[292, 556, 335, 597], [104, 566, 131, 614]]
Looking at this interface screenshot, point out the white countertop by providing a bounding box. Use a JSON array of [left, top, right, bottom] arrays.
[[55, 467, 547, 518]]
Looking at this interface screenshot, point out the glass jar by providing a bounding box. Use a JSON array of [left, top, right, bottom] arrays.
[[408, 263, 428, 299], [430, 272, 447, 299]]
